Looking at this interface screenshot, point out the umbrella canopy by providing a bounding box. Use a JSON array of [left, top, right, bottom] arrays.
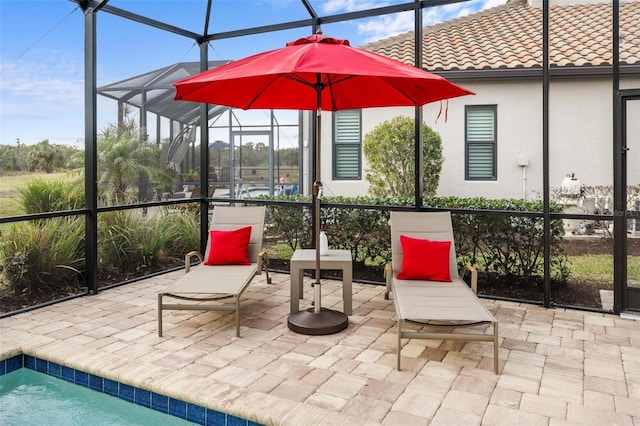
[[173, 34, 473, 110], [173, 33, 474, 335], [208, 140, 229, 149]]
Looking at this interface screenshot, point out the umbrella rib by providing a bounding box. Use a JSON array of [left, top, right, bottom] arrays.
[[327, 81, 337, 111], [378, 77, 420, 106], [245, 74, 282, 109], [324, 75, 358, 110], [279, 73, 359, 110], [281, 73, 316, 89]]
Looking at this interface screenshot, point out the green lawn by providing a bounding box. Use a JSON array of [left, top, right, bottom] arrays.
[[0, 172, 67, 217], [568, 253, 640, 285]]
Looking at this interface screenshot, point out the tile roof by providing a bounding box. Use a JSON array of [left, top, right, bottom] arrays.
[[363, 0, 640, 72]]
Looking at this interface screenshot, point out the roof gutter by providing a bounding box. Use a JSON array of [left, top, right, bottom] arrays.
[[435, 65, 640, 81]]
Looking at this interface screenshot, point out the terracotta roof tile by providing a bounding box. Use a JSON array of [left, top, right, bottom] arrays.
[[363, 0, 640, 71]]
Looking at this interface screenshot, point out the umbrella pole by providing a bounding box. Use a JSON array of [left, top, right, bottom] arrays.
[[314, 186, 322, 313], [286, 104, 347, 335], [314, 108, 322, 314]]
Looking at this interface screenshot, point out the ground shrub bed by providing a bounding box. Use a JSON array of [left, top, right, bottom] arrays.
[[268, 237, 639, 309], [2, 229, 634, 314], [2, 187, 638, 313]]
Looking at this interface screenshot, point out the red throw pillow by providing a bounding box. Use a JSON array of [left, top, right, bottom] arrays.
[[204, 226, 252, 265], [396, 235, 452, 282]]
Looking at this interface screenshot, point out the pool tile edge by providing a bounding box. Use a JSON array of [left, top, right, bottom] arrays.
[[0, 352, 262, 426]]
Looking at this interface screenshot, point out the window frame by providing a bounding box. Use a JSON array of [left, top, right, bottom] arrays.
[[465, 104, 497, 181], [332, 109, 362, 181]]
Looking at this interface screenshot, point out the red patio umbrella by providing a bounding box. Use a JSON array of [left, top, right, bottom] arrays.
[[175, 34, 472, 110], [173, 33, 474, 335]]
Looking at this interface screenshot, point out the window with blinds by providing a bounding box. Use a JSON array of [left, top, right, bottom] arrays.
[[465, 105, 497, 180], [333, 109, 361, 180]]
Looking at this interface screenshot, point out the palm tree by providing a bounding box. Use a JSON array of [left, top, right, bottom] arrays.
[[97, 108, 172, 204]]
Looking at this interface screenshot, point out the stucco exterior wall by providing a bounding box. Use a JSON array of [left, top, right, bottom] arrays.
[[316, 75, 639, 201]]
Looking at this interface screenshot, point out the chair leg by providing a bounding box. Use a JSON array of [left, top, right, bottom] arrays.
[[158, 294, 163, 337], [235, 295, 240, 337], [493, 322, 499, 374], [384, 265, 392, 300], [397, 319, 402, 371]]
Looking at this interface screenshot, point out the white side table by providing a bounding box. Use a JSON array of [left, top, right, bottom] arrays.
[[289, 249, 352, 315]]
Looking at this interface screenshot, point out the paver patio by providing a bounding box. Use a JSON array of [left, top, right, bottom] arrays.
[[1, 270, 639, 425]]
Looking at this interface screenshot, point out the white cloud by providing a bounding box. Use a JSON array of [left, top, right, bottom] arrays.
[[319, 0, 508, 44], [0, 102, 51, 119], [0, 52, 84, 107], [0, 48, 85, 145], [357, 12, 415, 44], [320, 0, 392, 14], [482, 0, 509, 10], [424, 0, 508, 24], [7, 77, 83, 105]]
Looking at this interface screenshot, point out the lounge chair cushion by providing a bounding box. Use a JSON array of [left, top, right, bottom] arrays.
[[204, 226, 252, 265], [396, 235, 452, 282]]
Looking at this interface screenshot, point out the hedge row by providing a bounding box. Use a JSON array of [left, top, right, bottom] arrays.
[[1, 193, 569, 296], [265, 196, 569, 281]]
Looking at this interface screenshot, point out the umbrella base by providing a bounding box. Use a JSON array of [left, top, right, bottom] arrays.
[[287, 308, 348, 335]]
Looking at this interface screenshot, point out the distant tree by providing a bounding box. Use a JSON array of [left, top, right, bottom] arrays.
[[238, 142, 258, 167], [98, 120, 171, 204], [13, 139, 28, 171], [55, 144, 82, 169], [26, 140, 57, 173], [0, 145, 18, 174], [254, 142, 269, 155], [363, 116, 443, 198], [277, 147, 299, 166], [0, 141, 82, 175]]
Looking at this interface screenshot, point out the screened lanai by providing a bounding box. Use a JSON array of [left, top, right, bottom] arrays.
[[97, 61, 303, 198], [3, 3, 640, 424], [97, 61, 231, 127], [1, 0, 639, 319]]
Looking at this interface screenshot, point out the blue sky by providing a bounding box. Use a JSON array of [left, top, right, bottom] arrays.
[[0, 0, 504, 147]]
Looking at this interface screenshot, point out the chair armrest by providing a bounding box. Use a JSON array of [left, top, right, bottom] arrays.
[[185, 250, 203, 273], [257, 250, 272, 284], [257, 250, 269, 275], [384, 263, 392, 299], [459, 265, 478, 293]]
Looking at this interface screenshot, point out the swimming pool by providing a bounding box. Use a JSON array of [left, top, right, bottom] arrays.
[[0, 354, 261, 426]]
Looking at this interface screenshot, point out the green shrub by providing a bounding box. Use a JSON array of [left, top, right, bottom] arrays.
[[322, 196, 391, 267], [265, 196, 313, 252], [18, 177, 84, 214], [98, 210, 171, 273], [265, 195, 569, 282], [363, 116, 443, 198], [0, 217, 84, 294], [433, 197, 570, 282], [1, 204, 200, 295], [157, 208, 200, 257]]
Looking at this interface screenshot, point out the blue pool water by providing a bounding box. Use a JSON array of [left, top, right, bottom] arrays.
[[0, 369, 194, 425], [0, 354, 261, 426]]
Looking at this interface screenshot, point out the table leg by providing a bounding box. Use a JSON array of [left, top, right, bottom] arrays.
[[290, 264, 300, 314], [298, 269, 304, 299], [343, 264, 352, 315]]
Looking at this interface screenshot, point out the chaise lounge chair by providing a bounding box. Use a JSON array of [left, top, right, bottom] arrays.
[[385, 211, 500, 374], [158, 205, 270, 337]]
